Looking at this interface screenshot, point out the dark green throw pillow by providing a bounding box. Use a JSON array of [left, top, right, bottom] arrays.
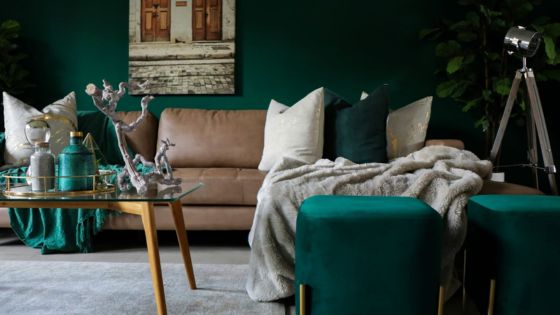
[[323, 85, 389, 163], [77, 111, 132, 165]]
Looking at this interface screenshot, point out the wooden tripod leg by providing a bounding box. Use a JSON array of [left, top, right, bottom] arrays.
[[490, 70, 523, 162], [141, 202, 167, 315], [525, 70, 558, 195], [300, 284, 306, 315], [488, 279, 496, 315], [526, 109, 540, 189], [438, 286, 445, 315], [170, 200, 197, 289]]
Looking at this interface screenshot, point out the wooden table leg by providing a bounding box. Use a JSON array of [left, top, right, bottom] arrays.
[[141, 202, 167, 315], [169, 200, 197, 289]]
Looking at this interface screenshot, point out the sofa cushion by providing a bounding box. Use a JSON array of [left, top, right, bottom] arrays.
[[259, 87, 325, 171], [385, 96, 432, 159], [175, 167, 266, 206], [158, 109, 266, 168], [117, 111, 158, 161], [323, 85, 389, 163], [3, 91, 77, 164]]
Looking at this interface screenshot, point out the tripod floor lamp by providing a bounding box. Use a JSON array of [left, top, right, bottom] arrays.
[[490, 26, 557, 195]]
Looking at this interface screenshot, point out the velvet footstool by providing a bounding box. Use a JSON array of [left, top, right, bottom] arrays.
[[466, 195, 560, 315], [295, 195, 443, 315]]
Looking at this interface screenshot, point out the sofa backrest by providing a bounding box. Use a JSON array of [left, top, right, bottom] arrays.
[[158, 108, 266, 168], [116, 111, 158, 161], [78, 110, 158, 164]]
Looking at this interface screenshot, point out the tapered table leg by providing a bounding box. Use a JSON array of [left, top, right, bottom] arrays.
[[169, 200, 197, 289], [141, 202, 167, 315]]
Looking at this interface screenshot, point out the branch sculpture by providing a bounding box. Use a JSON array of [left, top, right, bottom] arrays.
[[85, 80, 181, 194]]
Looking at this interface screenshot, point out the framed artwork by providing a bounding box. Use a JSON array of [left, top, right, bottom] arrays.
[[128, 0, 235, 95]]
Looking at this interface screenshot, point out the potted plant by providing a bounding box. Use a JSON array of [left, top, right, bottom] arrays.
[[0, 19, 32, 98], [420, 0, 560, 154]]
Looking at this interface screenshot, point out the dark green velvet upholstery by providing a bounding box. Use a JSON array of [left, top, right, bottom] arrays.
[[466, 195, 560, 315], [323, 86, 389, 163], [77, 111, 131, 165], [295, 195, 442, 315]]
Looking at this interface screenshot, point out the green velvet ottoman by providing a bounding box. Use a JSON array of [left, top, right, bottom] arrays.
[[466, 195, 560, 315], [295, 195, 443, 315]]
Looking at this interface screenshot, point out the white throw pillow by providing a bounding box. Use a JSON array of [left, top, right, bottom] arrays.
[[361, 92, 432, 159], [258, 87, 325, 171], [3, 92, 78, 164]]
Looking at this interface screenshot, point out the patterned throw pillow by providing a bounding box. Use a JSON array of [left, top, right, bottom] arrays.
[[258, 87, 325, 171], [3, 92, 78, 164], [361, 92, 432, 160]]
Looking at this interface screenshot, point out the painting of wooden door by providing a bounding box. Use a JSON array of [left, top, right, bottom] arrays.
[[193, 0, 222, 41], [141, 0, 170, 42]]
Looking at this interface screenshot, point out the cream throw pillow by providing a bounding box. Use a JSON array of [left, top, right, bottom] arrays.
[[3, 92, 78, 164], [258, 87, 325, 171], [361, 92, 432, 160]]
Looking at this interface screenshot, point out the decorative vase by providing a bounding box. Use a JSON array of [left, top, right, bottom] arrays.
[[58, 131, 96, 191], [29, 142, 55, 192]]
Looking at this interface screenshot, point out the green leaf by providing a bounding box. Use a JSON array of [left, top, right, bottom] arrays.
[[486, 52, 501, 61], [419, 27, 440, 40], [450, 21, 471, 31], [463, 54, 476, 65], [493, 19, 506, 28], [475, 117, 490, 132], [458, 31, 477, 42], [0, 20, 21, 33], [494, 77, 512, 96], [447, 56, 464, 74], [482, 89, 493, 102], [536, 72, 548, 81], [465, 12, 480, 28], [541, 69, 560, 82], [543, 35, 557, 64], [436, 80, 459, 98], [452, 81, 469, 98], [462, 98, 481, 112], [543, 23, 560, 38], [436, 40, 461, 57], [518, 98, 526, 111], [532, 16, 551, 26]]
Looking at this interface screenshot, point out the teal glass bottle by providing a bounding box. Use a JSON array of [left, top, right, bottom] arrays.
[[58, 131, 96, 191]]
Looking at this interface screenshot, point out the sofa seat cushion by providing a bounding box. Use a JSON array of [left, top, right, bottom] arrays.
[[480, 180, 543, 195], [176, 168, 266, 206]]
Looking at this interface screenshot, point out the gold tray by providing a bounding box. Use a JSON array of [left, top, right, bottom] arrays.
[[2, 170, 116, 197]]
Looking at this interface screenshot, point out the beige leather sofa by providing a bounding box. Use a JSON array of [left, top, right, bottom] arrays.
[[0, 108, 541, 231]]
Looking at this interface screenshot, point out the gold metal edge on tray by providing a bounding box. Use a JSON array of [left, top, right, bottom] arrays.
[[1, 170, 117, 197], [2, 185, 116, 197]]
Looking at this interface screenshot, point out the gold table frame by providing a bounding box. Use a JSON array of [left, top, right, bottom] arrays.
[[0, 184, 202, 315]]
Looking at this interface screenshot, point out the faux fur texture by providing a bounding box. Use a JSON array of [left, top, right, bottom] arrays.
[[246, 145, 492, 302]]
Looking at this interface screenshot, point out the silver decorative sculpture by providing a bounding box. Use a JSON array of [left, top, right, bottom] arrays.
[[85, 80, 181, 194]]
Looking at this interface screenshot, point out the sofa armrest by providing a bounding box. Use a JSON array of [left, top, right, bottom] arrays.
[[424, 139, 465, 150]]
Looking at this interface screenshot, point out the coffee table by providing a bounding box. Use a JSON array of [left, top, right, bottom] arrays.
[[0, 182, 203, 315]]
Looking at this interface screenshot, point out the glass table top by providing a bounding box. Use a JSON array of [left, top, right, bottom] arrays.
[[0, 182, 204, 203]]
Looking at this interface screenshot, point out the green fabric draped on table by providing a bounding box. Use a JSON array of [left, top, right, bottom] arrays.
[[1, 164, 123, 254], [0, 111, 141, 253]]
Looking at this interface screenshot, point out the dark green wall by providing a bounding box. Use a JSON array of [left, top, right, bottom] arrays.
[[2, 0, 560, 188], [1, 2, 445, 110]]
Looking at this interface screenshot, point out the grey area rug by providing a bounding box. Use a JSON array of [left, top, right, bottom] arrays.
[[0, 261, 286, 315]]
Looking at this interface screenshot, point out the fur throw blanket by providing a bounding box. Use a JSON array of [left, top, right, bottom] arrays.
[[246, 145, 492, 302]]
